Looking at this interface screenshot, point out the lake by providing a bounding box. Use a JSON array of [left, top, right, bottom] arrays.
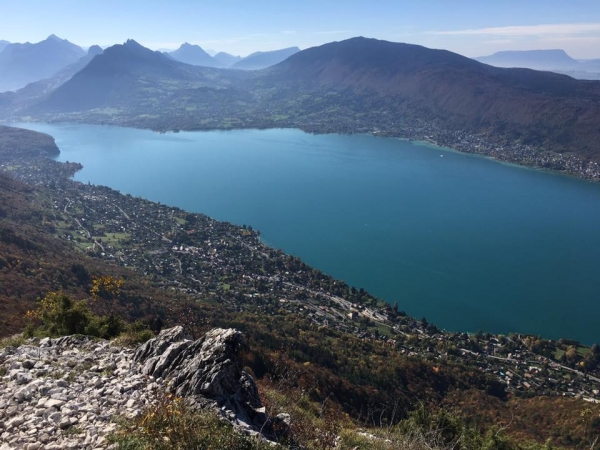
[[15, 123, 600, 344]]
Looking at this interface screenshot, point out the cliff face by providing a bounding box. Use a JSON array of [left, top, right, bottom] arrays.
[[0, 327, 284, 449]]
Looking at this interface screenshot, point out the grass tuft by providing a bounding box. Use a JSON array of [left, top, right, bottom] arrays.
[[110, 392, 272, 450], [0, 333, 27, 349]]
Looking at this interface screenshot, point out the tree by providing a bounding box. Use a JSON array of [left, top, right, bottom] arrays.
[[26, 292, 90, 337], [565, 345, 578, 364], [90, 275, 124, 315]]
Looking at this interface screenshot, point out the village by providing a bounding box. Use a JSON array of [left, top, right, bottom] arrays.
[[2, 147, 600, 405], [241, 98, 600, 182]]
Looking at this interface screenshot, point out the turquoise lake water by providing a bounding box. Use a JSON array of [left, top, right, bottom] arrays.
[[15, 123, 600, 344]]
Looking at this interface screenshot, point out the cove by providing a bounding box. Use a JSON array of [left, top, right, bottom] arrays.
[[14, 123, 600, 344]]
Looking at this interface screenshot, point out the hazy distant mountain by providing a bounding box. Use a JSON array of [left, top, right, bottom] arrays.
[[0, 35, 85, 92], [476, 49, 580, 71], [474, 49, 600, 80], [555, 71, 600, 80], [17, 45, 103, 98], [86, 45, 104, 57], [213, 51, 241, 68], [0, 40, 9, 53], [581, 59, 600, 73], [232, 46, 300, 70], [168, 43, 216, 67], [169, 44, 243, 68]]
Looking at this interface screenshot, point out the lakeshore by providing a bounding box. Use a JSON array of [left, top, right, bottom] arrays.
[[8, 108, 600, 183]]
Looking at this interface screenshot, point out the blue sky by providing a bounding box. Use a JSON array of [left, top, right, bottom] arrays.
[[1, 0, 600, 58]]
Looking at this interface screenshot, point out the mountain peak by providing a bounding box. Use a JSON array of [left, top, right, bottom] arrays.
[[124, 39, 143, 48], [176, 42, 205, 51], [212, 51, 242, 68], [117, 39, 158, 57], [87, 45, 103, 56], [47, 34, 63, 42], [98, 40, 170, 64], [169, 42, 215, 67], [215, 51, 238, 57]]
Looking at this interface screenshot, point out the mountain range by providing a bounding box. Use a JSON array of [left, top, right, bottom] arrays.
[[0, 35, 85, 92], [0, 40, 10, 53], [167, 43, 297, 69], [2, 37, 600, 175], [34, 39, 235, 112]]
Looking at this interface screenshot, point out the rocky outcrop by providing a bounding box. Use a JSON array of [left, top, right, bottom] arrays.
[[133, 327, 285, 439], [0, 328, 287, 449]]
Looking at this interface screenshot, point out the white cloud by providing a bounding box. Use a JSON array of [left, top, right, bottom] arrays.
[[482, 39, 514, 45], [429, 23, 600, 37], [545, 35, 600, 44]]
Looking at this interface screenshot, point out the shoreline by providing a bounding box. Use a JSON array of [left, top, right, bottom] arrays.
[[9, 118, 600, 184]]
